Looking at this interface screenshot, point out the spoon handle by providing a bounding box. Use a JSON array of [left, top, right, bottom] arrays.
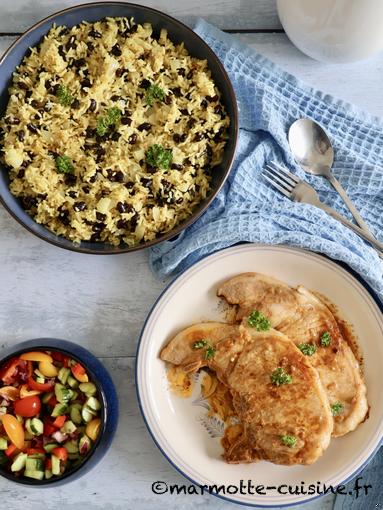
[[320, 204, 383, 257], [326, 173, 372, 234]]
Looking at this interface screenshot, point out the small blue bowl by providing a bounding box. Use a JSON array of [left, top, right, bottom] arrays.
[[0, 1, 238, 254], [0, 338, 119, 486]]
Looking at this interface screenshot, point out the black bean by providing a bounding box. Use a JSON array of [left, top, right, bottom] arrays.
[[171, 163, 183, 171], [81, 78, 92, 89], [74, 201, 87, 212], [22, 196, 37, 210], [179, 108, 189, 116], [214, 104, 223, 115], [117, 201, 133, 213], [65, 174, 77, 185], [31, 100, 44, 109], [95, 212, 106, 222], [173, 134, 181, 143], [90, 233, 100, 242], [6, 117, 20, 125], [82, 186, 90, 194], [92, 222, 106, 233], [140, 177, 152, 187], [139, 79, 151, 89], [116, 218, 129, 229], [26, 91, 33, 99], [120, 116, 132, 126], [184, 157, 192, 166], [18, 81, 29, 91], [111, 44, 122, 57], [171, 87, 182, 97], [17, 168, 25, 178], [180, 134, 187, 142], [89, 29, 102, 39], [58, 208, 70, 225], [164, 95, 172, 105], [115, 68, 124, 78], [44, 79, 52, 91], [187, 118, 196, 129], [72, 99, 80, 109], [73, 58, 86, 68], [27, 123, 38, 134], [58, 45, 66, 59], [125, 181, 134, 189], [186, 70, 193, 80], [68, 190, 77, 198], [213, 127, 224, 142], [111, 132, 121, 141], [146, 165, 157, 174], [88, 99, 97, 112], [201, 99, 208, 108], [207, 95, 219, 102], [86, 41, 95, 52], [177, 68, 186, 77], [106, 169, 124, 182], [175, 197, 183, 204], [194, 132, 204, 142], [128, 134, 137, 144], [110, 95, 121, 101], [60, 27, 70, 36], [137, 122, 151, 132], [38, 193, 47, 200], [85, 127, 97, 138], [17, 130, 25, 142], [66, 36, 77, 50]]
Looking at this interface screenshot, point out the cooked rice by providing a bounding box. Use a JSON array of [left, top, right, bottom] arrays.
[[0, 17, 229, 246]]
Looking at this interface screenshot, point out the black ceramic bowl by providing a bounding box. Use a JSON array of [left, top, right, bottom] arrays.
[[0, 2, 238, 254], [0, 338, 118, 486]]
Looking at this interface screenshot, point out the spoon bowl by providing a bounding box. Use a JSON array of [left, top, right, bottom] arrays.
[[288, 118, 334, 176]]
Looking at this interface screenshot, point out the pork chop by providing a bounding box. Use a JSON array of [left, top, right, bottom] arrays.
[[218, 273, 368, 437], [161, 323, 333, 465]]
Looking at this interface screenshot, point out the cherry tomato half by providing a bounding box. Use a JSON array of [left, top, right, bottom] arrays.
[[1, 414, 24, 449], [13, 395, 41, 418]]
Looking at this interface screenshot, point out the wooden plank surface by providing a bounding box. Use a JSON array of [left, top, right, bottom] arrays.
[[0, 0, 281, 33], [0, 357, 336, 510]]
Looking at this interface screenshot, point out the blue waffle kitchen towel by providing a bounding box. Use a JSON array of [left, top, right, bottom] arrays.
[[150, 19, 383, 300]]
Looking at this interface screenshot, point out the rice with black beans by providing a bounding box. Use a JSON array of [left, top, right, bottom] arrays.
[[0, 17, 229, 246]]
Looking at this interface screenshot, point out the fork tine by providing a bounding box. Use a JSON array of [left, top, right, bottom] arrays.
[[269, 161, 300, 184], [262, 172, 292, 198], [264, 166, 294, 192]]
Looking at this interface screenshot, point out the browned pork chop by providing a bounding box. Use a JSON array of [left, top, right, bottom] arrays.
[[218, 273, 368, 437], [161, 323, 333, 465]]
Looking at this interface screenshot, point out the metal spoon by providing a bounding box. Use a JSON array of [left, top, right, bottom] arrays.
[[288, 118, 373, 235]]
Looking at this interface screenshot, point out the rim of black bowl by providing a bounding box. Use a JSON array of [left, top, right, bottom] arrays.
[[0, 345, 107, 485], [0, 1, 239, 255]]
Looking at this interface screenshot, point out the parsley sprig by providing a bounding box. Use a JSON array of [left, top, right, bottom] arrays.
[[193, 339, 216, 360], [298, 343, 317, 356], [280, 435, 297, 448], [96, 107, 122, 136], [247, 310, 271, 331], [55, 155, 74, 174], [145, 83, 165, 106], [331, 402, 344, 417], [270, 367, 292, 386], [145, 144, 173, 170], [320, 332, 332, 347], [56, 85, 74, 106]]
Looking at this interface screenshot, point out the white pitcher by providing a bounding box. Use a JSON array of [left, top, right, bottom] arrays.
[[277, 0, 383, 63]]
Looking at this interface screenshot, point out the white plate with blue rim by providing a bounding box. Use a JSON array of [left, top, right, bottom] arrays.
[[136, 244, 383, 507]]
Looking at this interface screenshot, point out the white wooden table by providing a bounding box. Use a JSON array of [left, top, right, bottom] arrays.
[[1, 1, 382, 508]]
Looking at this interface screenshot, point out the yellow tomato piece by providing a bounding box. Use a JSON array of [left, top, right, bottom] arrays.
[[19, 384, 41, 398], [20, 351, 53, 363], [0, 386, 20, 401], [86, 418, 101, 441], [38, 361, 58, 378], [1, 414, 24, 449]]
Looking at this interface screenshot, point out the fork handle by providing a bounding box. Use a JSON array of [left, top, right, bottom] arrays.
[[320, 204, 383, 257], [326, 173, 373, 234]]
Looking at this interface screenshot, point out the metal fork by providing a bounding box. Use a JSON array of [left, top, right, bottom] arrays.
[[263, 161, 383, 257]]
